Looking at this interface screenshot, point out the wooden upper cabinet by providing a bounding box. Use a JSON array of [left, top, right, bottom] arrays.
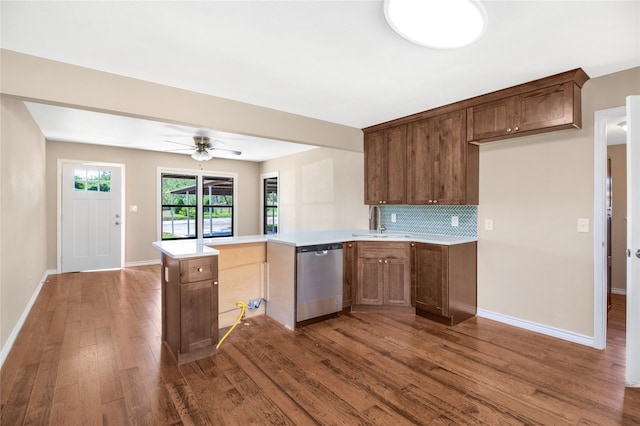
[[364, 125, 406, 205], [467, 69, 589, 144], [407, 110, 478, 205]]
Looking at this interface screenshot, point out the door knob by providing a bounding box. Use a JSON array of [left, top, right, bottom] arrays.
[[636, 249, 640, 259], [115, 220, 121, 225], [115, 213, 120, 218]]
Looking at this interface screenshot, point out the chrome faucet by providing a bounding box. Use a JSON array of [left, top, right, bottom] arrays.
[[368, 205, 385, 234]]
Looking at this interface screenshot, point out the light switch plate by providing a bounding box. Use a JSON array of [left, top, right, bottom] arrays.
[[451, 216, 459, 227], [577, 218, 590, 233], [391, 213, 397, 223], [484, 219, 494, 231], [129, 205, 138, 212]]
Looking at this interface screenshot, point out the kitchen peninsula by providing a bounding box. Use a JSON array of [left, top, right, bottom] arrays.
[[154, 229, 478, 353]]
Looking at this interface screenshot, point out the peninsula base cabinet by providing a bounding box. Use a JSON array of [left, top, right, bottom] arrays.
[[162, 253, 219, 365], [411, 242, 477, 326]]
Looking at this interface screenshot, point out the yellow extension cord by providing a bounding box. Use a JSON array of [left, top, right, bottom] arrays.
[[216, 301, 247, 349]]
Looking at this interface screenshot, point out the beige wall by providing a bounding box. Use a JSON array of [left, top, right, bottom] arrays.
[[260, 147, 368, 232], [608, 144, 627, 292], [478, 67, 640, 336], [45, 141, 262, 267], [1, 96, 48, 351]]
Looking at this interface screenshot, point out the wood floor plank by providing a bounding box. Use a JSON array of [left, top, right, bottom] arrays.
[[2, 268, 638, 425]]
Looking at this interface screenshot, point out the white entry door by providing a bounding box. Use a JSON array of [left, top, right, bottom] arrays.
[[61, 162, 123, 272], [626, 95, 640, 386]]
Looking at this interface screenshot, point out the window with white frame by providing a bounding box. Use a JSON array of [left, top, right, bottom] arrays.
[[161, 171, 235, 240]]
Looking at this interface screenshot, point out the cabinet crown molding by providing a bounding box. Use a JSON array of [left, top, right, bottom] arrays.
[[363, 68, 590, 133]]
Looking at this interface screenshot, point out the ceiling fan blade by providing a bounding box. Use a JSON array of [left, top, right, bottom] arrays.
[[165, 139, 194, 148], [214, 148, 242, 156], [165, 148, 192, 152]]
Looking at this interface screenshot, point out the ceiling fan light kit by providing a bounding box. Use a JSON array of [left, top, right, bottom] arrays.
[[384, 0, 487, 49], [191, 147, 213, 161]]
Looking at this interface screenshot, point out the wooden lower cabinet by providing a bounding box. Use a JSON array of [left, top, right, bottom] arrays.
[[356, 242, 411, 306], [162, 253, 219, 365], [342, 241, 356, 308], [411, 242, 477, 325]]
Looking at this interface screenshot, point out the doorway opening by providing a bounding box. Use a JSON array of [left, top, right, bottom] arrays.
[[594, 106, 626, 349]]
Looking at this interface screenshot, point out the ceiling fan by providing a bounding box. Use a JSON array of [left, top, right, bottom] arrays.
[[165, 135, 242, 161]]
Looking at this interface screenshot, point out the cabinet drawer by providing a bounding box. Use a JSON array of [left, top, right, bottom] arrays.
[[357, 242, 410, 259], [180, 257, 216, 284]]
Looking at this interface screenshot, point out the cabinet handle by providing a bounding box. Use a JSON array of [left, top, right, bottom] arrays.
[[384, 259, 388, 264], [213, 281, 218, 285], [348, 244, 353, 248], [379, 201, 383, 204], [411, 243, 415, 247], [433, 200, 438, 204], [378, 259, 383, 263], [507, 128, 512, 133], [514, 126, 519, 131], [197, 267, 203, 272]]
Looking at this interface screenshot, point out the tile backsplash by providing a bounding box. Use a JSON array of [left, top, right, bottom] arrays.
[[380, 205, 477, 238]]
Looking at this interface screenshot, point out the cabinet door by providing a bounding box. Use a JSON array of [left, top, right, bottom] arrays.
[[343, 242, 356, 308], [180, 279, 218, 354], [364, 130, 385, 204], [384, 258, 411, 306], [384, 125, 407, 204], [412, 243, 449, 317], [407, 118, 436, 204], [515, 82, 575, 132], [364, 126, 406, 204], [357, 257, 384, 305], [430, 110, 468, 204], [467, 97, 513, 142]]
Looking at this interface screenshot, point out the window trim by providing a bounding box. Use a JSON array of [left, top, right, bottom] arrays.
[[158, 167, 238, 240]]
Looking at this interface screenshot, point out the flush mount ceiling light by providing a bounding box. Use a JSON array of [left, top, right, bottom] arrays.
[[384, 0, 488, 49]]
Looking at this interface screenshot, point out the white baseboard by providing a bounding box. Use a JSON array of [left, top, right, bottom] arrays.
[[124, 259, 161, 267], [612, 288, 627, 296], [476, 308, 595, 348], [0, 269, 56, 368]]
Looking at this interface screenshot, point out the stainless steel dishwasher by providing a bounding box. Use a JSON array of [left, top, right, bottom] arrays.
[[296, 243, 343, 323]]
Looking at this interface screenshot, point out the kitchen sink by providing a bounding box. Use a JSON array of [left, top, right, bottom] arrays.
[[352, 233, 413, 238]]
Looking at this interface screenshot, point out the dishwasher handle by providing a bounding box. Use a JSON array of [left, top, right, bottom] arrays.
[[315, 250, 329, 256]]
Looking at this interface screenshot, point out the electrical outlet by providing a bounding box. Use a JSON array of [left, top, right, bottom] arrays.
[[484, 219, 494, 231], [249, 299, 260, 309], [391, 213, 397, 223], [451, 216, 459, 227]]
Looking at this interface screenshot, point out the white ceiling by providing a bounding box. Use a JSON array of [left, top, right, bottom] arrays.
[[23, 102, 317, 161], [2, 1, 639, 158]]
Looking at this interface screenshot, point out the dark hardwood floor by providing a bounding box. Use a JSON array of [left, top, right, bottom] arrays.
[[2, 266, 639, 425]]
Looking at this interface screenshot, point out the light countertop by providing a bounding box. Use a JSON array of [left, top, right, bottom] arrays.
[[153, 229, 476, 258], [152, 240, 220, 259]]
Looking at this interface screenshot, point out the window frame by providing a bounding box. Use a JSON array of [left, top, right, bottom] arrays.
[[158, 167, 238, 240], [261, 172, 279, 235]]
